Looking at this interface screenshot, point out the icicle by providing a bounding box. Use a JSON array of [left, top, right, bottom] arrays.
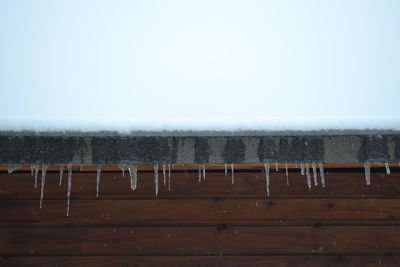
[[39, 164, 48, 209], [134, 165, 138, 190], [202, 165, 206, 180], [231, 163, 234, 184], [30, 165, 34, 176], [154, 164, 159, 197], [128, 165, 137, 191], [198, 165, 202, 183], [285, 162, 289, 186], [224, 163, 228, 177], [96, 165, 102, 198], [305, 163, 311, 190], [300, 163, 305, 175], [318, 162, 325, 188], [7, 164, 21, 174], [385, 162, 391, 175], [312, 163, 318, 186], [34, 164, 39, 189], [275, 162, 279, 172], [364, 162, 371, 185], [118, 165, 126, 177], [59, 164, 64, 186], [66, 163, 72, 216], [168, 164, 171, 191], [264, 162, 270, 196], [163, 164, 167, 186]]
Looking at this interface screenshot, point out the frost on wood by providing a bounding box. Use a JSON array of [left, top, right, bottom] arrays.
[[264, 162, 270, 197], [7, 164, 21, 174], [96, 165, 102, 198], [39, 164, 48, 209], [364, 162, 371, 185], [66, 163, 72, 216]]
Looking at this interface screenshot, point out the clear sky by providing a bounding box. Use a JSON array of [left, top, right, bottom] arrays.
[[0, 0, 399, 130]]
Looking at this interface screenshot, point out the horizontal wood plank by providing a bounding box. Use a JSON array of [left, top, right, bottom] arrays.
[[1, 226, 400, 256], [1, 199, 400, 226], [1, 255, 399, 267], [0, 171, 398, 199], [2, 167, 399, 263]]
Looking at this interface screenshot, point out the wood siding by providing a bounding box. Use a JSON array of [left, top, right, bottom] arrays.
[[1, 166, 400, 266]]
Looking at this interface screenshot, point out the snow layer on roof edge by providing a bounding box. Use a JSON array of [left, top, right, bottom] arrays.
[[0, 117, 400, 134]]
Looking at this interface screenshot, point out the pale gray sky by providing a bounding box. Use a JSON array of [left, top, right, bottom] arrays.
[[0, 0, 399, 130]]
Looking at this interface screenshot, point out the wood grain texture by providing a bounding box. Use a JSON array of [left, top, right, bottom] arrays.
[[0, 171, 398, 200], [1, 199, 400, 227], [1, 226, 400, 256], [2, 168, 400, 264], [1, 255, 399, 267]]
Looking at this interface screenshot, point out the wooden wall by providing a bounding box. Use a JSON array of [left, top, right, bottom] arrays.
[[1, 166, 400, 266]]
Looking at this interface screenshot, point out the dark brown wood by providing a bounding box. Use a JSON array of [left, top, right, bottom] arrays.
[[1, 255, 399, 267], [1, 226, 400, 256], [2, 169, 400, 264], [1, 171, 398, 200], [1, 199, 400, 227]]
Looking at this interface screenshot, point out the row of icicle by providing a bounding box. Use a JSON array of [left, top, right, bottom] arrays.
[[4, 161, 395, 216]]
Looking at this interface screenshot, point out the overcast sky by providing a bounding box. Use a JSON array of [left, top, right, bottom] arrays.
[[0, 0, 399, 130]]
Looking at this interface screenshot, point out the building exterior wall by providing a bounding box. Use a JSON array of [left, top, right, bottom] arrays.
[[1, 165, 400, 266]]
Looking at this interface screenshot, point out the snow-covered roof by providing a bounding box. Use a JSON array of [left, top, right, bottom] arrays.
[[0, 117, 400, 133], [1, 1, 399, 165]]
